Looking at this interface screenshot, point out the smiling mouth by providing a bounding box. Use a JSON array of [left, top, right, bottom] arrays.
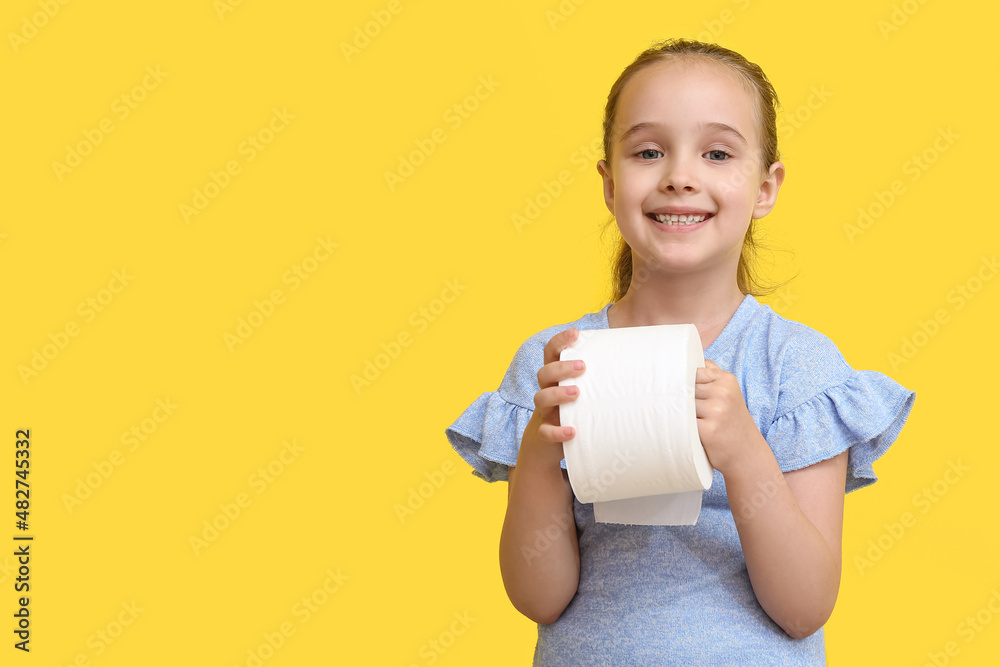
[[647, 213, 713, 226]]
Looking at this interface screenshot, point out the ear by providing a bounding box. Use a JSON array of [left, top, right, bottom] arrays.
[[597, 159, 615, 216], [751, 161, 785, 220]]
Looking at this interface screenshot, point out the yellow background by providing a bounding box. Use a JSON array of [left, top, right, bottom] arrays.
[[2, 0, 997, 664]]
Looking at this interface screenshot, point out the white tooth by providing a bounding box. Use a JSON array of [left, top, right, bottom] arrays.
[[655, 213, 707, 224]]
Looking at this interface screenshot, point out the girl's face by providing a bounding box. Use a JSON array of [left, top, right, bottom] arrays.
[[598, 58, 784, 287]]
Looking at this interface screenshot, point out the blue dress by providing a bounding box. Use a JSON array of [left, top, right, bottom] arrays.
[[445, 295, 916, 665]]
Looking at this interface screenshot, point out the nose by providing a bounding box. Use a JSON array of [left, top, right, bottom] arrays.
[[659, 154, 699, 192]]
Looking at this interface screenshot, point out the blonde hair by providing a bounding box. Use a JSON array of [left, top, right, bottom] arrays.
[[600, 38, 785, 301]]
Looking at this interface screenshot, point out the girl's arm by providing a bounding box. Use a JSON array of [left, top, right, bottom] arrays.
[[696, 360, 847, 639], [725, 440, 847, 638], [499, 328, 584, 625]]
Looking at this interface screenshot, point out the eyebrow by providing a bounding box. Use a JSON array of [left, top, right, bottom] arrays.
[[619, 121, 749, 147]]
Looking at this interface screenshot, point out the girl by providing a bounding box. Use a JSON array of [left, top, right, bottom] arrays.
[[445, 38, 915, 665]]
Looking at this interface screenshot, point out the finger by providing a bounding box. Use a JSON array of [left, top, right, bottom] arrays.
[[704, 359, 719, 369], [694, 395, 713, 419], [537, 358, 585, 389], [543, 327, 580, 366], [695, 366, 715, 384], [538, 423, 576, 443], [532, 384, 581, 413], [694, 382, 712, 400]]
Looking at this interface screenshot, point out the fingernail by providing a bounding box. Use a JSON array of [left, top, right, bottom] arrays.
[[565, 386, 578, 395], [573, 360, 584, 370], [563, 427, 574, 437]]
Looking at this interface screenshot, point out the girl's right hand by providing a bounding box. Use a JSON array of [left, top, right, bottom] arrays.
[[518, 327, 586, 468]]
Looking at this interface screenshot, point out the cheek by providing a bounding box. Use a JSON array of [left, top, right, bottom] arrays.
[[613, 205, 646, 244], [720, 181, 760, 212], [617, 169, 656, 202]]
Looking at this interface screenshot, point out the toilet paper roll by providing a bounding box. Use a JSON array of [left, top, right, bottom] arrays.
[[558, 324, 714, 526]]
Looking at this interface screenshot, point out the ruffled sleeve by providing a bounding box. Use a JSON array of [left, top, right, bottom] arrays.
[[445, 391, 534, 482], [445, 334, 547, 482], [762, 337, 916, 493]]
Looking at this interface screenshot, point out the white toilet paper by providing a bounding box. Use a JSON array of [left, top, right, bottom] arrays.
[[558, 324, 714, 526]]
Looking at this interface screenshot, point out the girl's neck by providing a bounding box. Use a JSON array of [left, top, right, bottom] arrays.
[[607, 270, 746, 350]]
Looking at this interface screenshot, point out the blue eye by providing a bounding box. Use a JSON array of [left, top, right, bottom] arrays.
[[637, 149, 663, 160], [705, 149, 731, 161]]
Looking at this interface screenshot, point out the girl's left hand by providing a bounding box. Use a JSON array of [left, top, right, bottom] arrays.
[[694, 359, 764, 476]]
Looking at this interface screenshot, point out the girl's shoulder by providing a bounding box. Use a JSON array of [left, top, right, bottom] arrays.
[[443, 305, 609, 483], [735, 299, 915, 491], [500, 305, 611, 409], [732, 299, 853, 387], [739, 298, 844, 356]]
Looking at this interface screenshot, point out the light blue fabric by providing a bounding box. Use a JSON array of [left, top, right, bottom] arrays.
[[445, 295, 916, 665]]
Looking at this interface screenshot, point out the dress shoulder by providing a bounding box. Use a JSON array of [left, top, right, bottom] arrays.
[[444, 308, 606, 482], [756, 310, 916, 492]]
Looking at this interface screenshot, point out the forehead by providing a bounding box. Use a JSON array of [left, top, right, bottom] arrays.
[[615, 57, 758, 143]]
